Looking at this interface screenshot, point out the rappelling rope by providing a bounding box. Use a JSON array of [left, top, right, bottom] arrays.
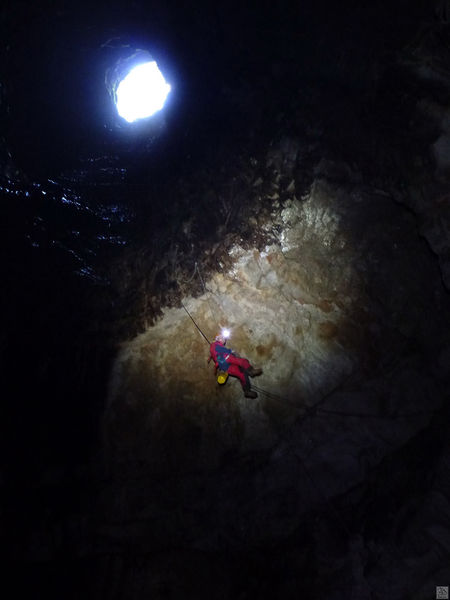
[[181, 300, 211, 344], [182, 261, 200, 284], [184, 261, 225, 331], [250, 383, 282, 399], [180, 260, 223, 340], [250, 383, 290, 402]]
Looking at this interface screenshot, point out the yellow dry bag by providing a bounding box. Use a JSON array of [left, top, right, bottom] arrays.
[[217, 370, 229, 385]]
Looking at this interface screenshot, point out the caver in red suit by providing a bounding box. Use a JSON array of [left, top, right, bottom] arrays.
[[208, 335, 262, 398]]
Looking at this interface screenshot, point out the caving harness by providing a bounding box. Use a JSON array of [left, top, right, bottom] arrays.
[[214, 343, 232, 385], [215, 344, 231, 370]]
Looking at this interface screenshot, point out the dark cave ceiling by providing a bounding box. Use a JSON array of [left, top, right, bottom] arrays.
[[0, 0, 432, 179]]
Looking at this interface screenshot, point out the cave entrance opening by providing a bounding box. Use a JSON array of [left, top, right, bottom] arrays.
[[115, 60, 171, 123]]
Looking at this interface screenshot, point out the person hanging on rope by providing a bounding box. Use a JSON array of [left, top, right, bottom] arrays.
[[208, 333, 263, 398]]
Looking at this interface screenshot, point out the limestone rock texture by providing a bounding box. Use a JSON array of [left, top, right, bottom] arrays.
[[102, 165, 450, 597]]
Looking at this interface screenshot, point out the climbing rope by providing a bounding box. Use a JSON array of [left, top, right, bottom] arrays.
[[250, 383, 289, 402], [181, 261, 225, 333], [182, 261, 200, 284], [181, 300, 211, 344]]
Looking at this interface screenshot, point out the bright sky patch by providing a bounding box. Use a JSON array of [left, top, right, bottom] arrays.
[[116, 61, 171, 123]]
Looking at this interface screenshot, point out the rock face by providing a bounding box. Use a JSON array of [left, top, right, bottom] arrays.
[[103, 164, 450, 596]]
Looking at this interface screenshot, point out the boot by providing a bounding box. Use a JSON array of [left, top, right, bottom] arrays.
[[247, 366, 263, 377], [244, 386, 257, 399]]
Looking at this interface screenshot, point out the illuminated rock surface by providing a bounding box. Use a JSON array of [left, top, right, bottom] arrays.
[[100, 165, 450, 598], [106, 177, 446, 468]]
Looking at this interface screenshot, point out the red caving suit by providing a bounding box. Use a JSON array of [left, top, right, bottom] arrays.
[[209, 341, 250, 389]]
